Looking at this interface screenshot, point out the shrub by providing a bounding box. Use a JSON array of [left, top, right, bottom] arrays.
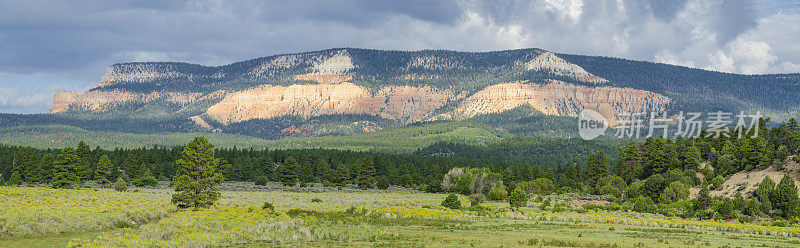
[[506, 181, 517, 193], [254, 176, 268, 186], [468, 194, 486, 207], [659, 181, 689, 204], [376, 176, 390, 190], [582, 204, 604, 211], [604, 202, 622, 211], [8, 171, 22, 185], [715, 198, 737, 220], [311, 198, 323, 203], [541, 199, 551, 209], [442, 193, 461, 209], [518, 178, 556, 195], [633, 196, 655, 213], [598, 183, 622, 198], [262, 202, 274, 211], [114, 178, 127, 192], [710, 176, 725, 190], [738, 215, 753, 223], [624, 180, 644, 200], [426, 178, 443, 193], [132, 176, 158, 187], [743, 198, 762, 216], [487, 186, 508, 201], [509, 188, 528, 211]]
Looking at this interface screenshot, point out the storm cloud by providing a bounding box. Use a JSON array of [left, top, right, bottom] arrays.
[[0, 0, 798, 113]]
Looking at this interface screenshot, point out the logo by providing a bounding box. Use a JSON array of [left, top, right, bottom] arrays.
[[578, 109, 608, 140]]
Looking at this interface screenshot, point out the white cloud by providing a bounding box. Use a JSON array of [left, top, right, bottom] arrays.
[[730, 39, 777, 74], [655, 50, 697, 68], [0, 87, 51, 108], [543, 0, 584, 23], [707, 39, 778, 75], [707, 50, 736, 73]]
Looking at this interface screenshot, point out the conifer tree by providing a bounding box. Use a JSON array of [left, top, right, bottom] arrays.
[[52, 147, 79, 189], [755, 176, 776, 214], [357, 156, 376, 190], [37, 154, 55, 183], [279, 156, 299, 187], [508, 187, 528, 211], [694, 183, 713, 210], [683, 145, 702, 170], [75, 141, 93, 184], [642, 138, 667, 176], [95, 155, 112, 188], [772, 174, 800, 218], [333, 162, 350, 187], [12, 148, 37, 183], [8, 171, 22, 185], [122, 154, 142, 180], [584, 151, 608, 183], [617, 143, 640, 182], [376, 175, 390, 190], [171, 137, 223, 209]]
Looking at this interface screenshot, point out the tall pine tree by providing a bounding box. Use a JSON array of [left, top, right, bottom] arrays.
[[357, 156, 376, 190], [617, 143, 640, 182], [333, 162, 350, 187], [95, 155, 112, 188], [772, 174, 800, 218], [584, 151, 608, 183], [279, 156, 299, 187], [52, 147, 79, 189], [171, 137, 224, 209], [12, 147, 37, 183]]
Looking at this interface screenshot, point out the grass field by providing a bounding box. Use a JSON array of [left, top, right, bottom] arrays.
[[1, 186, 799, 248]]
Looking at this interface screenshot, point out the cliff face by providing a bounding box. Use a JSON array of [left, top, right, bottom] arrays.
[[50, 89, 206, 113], [206, 82, 454, 124], [451, 80, 670, 123]]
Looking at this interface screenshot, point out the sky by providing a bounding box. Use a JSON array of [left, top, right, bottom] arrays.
[[0, 0, 798, 114]]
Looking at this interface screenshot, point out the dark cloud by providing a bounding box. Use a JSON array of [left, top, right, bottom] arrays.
[[645, 0, 689, 21], [714, 0, 759, 44], [0, 0, 798, 113]]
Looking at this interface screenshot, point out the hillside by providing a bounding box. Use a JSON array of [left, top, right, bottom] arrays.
[[2, 48, 798, 144], [0, 121, 505, 152], [710, 157, 800, 198]]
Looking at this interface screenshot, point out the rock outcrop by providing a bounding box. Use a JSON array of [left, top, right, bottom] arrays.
[[451, 80, 671, 123], [524, 52, 608, 85], [50, 89, 205, 113], [206, 82, 454, 124]]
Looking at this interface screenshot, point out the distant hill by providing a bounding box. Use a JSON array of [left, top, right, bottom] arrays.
[[2, 48, 798, 146]]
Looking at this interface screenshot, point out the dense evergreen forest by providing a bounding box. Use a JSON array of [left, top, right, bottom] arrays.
[[2, 118, 798, 220], [0, 138, 607, 192]]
